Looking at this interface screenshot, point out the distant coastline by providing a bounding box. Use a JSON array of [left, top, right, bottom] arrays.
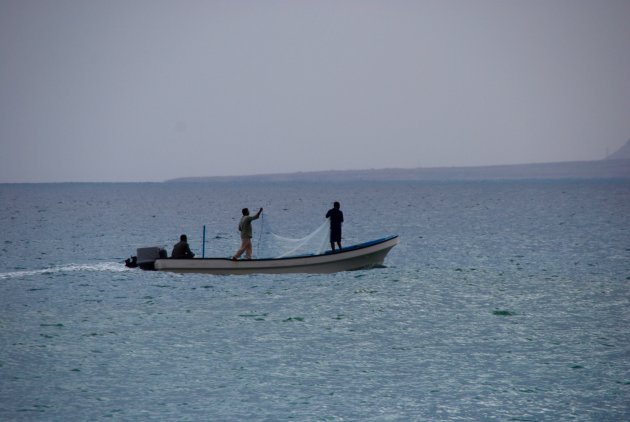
[[167, 158, 630, 183]]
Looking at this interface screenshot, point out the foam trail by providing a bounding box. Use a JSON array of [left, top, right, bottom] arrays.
[[0, 262, 129, 280]]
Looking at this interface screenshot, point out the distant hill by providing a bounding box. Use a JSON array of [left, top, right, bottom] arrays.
[[167, 158, 630, 183], [607, 139, 630, 160]]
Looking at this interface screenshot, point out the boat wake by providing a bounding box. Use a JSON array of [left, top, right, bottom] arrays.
[[0, 262, 129, 280]]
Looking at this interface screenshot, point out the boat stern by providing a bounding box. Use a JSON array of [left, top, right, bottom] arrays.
[[126, 246, 167, 270]]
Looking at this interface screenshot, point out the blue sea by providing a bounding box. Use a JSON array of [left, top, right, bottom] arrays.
[[1, 180, 629, 421]]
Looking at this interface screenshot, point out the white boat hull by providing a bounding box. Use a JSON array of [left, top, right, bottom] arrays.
[[153, 235, 399, 275]]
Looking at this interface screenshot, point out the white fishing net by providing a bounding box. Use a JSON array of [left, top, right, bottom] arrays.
[[255, 214, 330, 258]]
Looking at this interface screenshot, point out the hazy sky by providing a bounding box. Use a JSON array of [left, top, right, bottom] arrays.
[[1, 0, 629, 182]]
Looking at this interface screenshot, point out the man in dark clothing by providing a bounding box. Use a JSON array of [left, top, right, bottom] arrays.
[[325, 201, 344, 252], [171, 234, 195, 259]]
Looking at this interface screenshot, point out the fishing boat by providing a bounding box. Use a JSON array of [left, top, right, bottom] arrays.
[[125, 235, 399, 275]]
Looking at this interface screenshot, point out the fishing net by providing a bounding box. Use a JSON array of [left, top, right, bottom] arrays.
[[255, 214, 330, 258]]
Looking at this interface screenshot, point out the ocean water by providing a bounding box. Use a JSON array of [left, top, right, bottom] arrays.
[[1, 180, 629, 421]]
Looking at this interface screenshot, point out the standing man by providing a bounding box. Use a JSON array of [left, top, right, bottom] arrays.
[[171, 234, 195, 259], [232, 207, 263, 260], [325, 201, 344, 252]]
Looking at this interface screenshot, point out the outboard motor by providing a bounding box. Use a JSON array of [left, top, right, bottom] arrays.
[[127, 246, 167, 270]]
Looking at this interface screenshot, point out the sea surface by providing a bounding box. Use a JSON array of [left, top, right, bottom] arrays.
[[1, 180, 629, 421]]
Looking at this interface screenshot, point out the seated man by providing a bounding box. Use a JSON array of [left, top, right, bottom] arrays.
[[171, 234, 195, 259]]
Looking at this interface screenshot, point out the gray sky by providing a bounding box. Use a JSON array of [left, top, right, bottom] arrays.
[[1, 0, 629, 183]]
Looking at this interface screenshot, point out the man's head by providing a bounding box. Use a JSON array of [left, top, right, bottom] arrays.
[[242, 208, 250, 216], [333, 201, 340, 209], [180, 234, 187, 242]]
